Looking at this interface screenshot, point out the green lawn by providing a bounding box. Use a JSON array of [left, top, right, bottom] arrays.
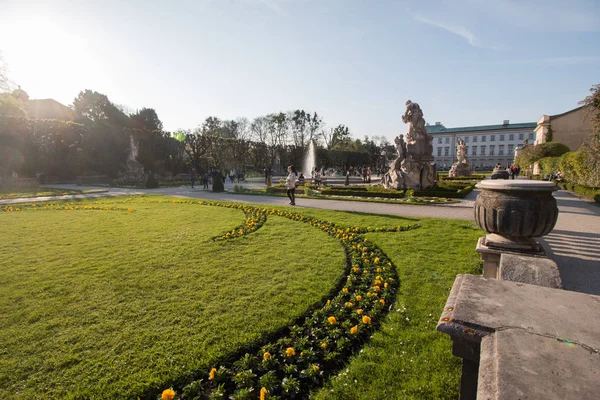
[[0, 187, 105, 199], [0, 197, 346, 399], [0, 196, 482, 399]]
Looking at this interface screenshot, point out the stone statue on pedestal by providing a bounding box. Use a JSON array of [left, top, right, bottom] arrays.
[[382, 100, 436, 190], [448, 137, 472, 177]]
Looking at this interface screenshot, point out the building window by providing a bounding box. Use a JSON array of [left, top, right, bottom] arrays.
[[466, 146, 469, 154], [499, 145, 505, 155], [490, 145, 495, 155], [500, 134, 505, 141], [509, 134, 514, 141], [481, 145, 486, 155], [528, 132, 534, 140], [491, 135, 495, 142], [519, 133, 524, 140], [508, 144, 514, 154], [445, 137, 450, 144], [437, 148, 442, 156], [481, 135, 487, 142], [472, 146, 477, 155], [473, 136, 478, 143], [465, 136, 470, 143], [444, 147, 449, 156], [438, 137, 442, 144]]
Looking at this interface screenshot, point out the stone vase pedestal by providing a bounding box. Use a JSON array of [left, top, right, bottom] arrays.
[[474, 180, 559, 278]]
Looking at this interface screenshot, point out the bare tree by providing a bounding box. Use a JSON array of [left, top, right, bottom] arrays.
[[250, 115, 270, 143]]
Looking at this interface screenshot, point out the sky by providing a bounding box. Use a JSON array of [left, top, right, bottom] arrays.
[[0, 0, 599, 142]]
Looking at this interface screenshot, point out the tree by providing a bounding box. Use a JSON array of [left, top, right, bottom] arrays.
[[322, 124, 352, 150], [577, 84, 600, 186], [250, 115, 270, 143], [130, 108, 163, 131], [180, 128, 211, 170], [0, 53, 13, 93], [72, 90, 130, 127]]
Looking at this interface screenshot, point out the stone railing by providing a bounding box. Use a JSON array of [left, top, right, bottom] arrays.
[[436, 179, 600, 399]]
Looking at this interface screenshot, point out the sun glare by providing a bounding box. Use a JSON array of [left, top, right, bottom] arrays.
[[0, 17, 96, 97]]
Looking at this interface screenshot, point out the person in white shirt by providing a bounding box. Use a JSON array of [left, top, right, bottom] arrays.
[[285, 165, 297, 205]]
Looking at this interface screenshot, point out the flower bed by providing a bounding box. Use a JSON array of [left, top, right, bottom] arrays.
[[154, 201, 420, 399]]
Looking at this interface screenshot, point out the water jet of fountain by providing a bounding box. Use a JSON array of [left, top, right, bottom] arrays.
[[303, 140, 317, 179]]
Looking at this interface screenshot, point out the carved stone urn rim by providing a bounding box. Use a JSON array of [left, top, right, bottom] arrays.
[[476, 180, 558, 192]]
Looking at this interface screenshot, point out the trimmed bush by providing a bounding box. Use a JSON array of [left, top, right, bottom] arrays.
[[538, 157, 561, 177], [441, 174, 486, 181]]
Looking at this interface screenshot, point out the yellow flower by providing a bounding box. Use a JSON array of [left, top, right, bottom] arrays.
[[346, 302, 354, 308], [350, 325, 358, 335], [263, 352, 271, 361], [356, 309, 363, 315], [374, 257, 380, 264], [364, 259, 370, 264], [352, 267, 360, 273], [328, 316, 337, 325], [260, 387, 268, 400], [209, 367, 216, 380], [327, 300, 331, 306], [384, 282, 389, 288], [321, 342, 328, 349], [373, 285, 381, 292], [127, 208, 132, 213], [380, 299, 385, 305], [376, 267, 382, 273], [362, 315, 372, 325], [161, 389, 176, 400], [355, 295, 362, 302], [342, 288, 349, 294], [312, 364, 320, 371], [286, 347, 296, 357]]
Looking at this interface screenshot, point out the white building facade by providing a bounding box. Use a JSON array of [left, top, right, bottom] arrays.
[[426, 120, 536, 170]]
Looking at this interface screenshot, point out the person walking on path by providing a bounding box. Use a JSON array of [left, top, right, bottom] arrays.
[[191, 168, 197, 188], [286, 165, 297, 206], [202, 172, 209, 189]]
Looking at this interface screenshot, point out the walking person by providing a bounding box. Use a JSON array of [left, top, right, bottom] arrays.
[[190, 168, 197, 188], [286, 165, 297, 206]]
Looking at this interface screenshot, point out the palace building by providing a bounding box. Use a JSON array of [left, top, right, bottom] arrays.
[[427, 120, 536, 169]]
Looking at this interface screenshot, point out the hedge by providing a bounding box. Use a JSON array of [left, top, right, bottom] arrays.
[[441, 174, 486, 181]]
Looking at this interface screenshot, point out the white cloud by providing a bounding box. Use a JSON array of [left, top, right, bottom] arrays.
[[413, 15, 487, 48]]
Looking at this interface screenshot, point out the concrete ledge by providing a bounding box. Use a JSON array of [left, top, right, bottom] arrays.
[[498, 253, 562, 288], [437, 274, 600, 399], [478, 329, 600, 400]]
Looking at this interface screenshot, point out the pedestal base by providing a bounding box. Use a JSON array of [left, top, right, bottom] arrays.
[[476, 237, 545, 279]]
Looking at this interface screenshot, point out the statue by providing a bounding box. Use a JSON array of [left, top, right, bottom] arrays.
[[456, 138, 468, 164], [448, 137, 472, 177], [394, 134, 407, 162], [382, 100, 436, 190]]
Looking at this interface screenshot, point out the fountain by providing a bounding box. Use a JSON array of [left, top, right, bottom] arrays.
[[303, 140, 317, 178], [117, 135, 145, 181]]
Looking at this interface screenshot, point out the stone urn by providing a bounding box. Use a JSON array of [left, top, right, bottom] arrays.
[[474, 180, 558, 252]]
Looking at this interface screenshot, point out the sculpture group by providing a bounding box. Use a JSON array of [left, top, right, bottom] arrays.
[[383, 100, 436, 190], [448, 137, 472, 177]]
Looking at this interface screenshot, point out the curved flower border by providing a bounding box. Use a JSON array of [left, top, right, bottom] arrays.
[[164, 200, 419, 399]]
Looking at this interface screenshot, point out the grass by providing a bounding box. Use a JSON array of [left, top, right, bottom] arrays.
[[0, 197, 346, 399], [0, 195, 483, 399], [312, 217, 482, 399], [0, 187, 106, 199]]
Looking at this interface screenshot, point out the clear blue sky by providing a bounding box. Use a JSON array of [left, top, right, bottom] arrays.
[[1, 0, 598, 142]]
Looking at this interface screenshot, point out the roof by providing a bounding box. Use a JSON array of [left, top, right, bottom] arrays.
[[426, 122, 536, 135], [424, 123, 447, 133], [27, 99, 76, 121], [549, 105, 587, 119]]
